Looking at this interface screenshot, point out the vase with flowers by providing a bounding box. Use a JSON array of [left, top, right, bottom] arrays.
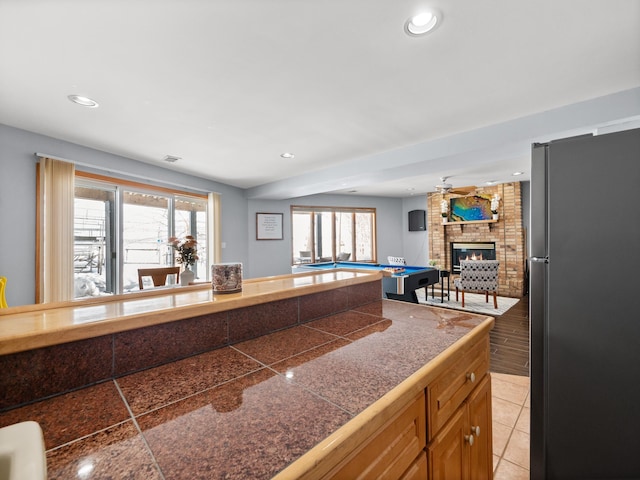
[[169, 235, 198, 286], [491, 194, 501, 220], [440, 199, 449, 223]]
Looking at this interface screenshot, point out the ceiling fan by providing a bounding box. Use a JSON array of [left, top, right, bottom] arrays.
[[434, 176, 477, 196]]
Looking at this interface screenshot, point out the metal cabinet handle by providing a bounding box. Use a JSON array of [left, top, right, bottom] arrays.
[[465, 434, 475, 446], [466, 372, 476, 383], [471, 425, 480, 437]]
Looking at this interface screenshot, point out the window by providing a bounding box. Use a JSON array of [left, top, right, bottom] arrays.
[[74, 184, 116, 296], [291, 206, 376, 264], [74, 173, 210, 298]]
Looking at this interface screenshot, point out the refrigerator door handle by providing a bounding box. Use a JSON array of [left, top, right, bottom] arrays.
[[530, 256, 549, 263]]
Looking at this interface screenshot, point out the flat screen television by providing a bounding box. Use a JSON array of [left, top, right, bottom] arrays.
[[450, 195, 492, 221]]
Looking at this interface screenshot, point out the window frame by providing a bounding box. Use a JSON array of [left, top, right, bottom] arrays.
[[290, 205, 377, 265], [74, 171, 210, 297]]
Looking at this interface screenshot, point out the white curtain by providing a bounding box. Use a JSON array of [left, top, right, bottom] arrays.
[[37, 157, 75, 303], [208, 192, 222, 265]]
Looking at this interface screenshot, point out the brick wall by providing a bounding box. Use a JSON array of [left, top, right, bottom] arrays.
[[427, 182, 525, 297]]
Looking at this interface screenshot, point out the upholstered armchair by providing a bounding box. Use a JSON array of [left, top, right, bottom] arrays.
[[454, 260, 500, 309]]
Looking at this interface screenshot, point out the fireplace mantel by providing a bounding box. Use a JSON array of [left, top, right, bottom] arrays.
[[444, 219, 498, 226]]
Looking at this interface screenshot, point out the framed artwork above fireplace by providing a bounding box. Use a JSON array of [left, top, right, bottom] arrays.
[[450, 195, 492, 221]]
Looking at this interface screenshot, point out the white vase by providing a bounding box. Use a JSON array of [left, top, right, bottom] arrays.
[[442, 217, 448, 224], [180, 267, 195, 286], [492, 213, 499, 220]]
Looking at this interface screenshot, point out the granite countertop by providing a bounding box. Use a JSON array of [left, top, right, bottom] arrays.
[[271, 300, 493, 479], [120, 300, 491, 479]]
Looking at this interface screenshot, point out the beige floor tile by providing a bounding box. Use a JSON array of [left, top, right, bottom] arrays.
[[492, 422, 512, 457], [503, 429, 530, 470], [492, 396, 522, 428], [492, 372, 530, 478], [492, 373, 530, 387], [492, 376, 529, 405], [494, 459, 530, 480], [515, 406, 530, 433]]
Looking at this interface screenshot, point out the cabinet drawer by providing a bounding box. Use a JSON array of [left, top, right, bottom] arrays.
[[326, 393, 426, 479], [427, 338, 489, 439]]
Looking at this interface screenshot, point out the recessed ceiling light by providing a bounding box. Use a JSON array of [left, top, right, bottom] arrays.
[[485, 180, 497, 185], [512, 171, 524, 176], [280, 152, 295, 159], [405, 9, 442, 36], [67, 94, 99, 108]]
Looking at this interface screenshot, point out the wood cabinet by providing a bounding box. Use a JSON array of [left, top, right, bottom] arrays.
[[467, 374, 493, 480], [427, 371, 492, 480], [325, 336, 493, 480], [326, 393, 426, 479], [427, 337, 490, 439]]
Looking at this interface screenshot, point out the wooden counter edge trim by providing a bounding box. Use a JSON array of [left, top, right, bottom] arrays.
[[0, 271, 383, 356], [272, 317, 495, 480]]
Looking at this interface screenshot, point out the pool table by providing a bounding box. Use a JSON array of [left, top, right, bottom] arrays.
[[293, 261, 439, 303]]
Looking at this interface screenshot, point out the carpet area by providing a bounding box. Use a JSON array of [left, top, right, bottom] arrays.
[[415, 288, 520, 316]]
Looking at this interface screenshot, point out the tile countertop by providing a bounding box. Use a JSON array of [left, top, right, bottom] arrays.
[[142, 300, 490, 479], [269, 301, 493, 480], [0, 270, 379, 355]]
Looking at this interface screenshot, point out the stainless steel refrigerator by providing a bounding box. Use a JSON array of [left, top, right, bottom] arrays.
[[530, 127, 640, 479]]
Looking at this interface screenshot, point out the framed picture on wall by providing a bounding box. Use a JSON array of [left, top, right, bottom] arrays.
[[256, 212, 283, 240]]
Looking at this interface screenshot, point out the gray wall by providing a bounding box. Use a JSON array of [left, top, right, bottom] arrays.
[[246, 194, 404, 279], [401, 196, 429, 266], [0, 124, 249, 306]]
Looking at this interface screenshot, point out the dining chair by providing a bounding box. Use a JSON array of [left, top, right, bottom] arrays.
[[454, 260, 500, 308], [387, 256, 407, 265], [137, 267, 181, 290], [299, 251, 313, 263], [0, 276, 7, 308]]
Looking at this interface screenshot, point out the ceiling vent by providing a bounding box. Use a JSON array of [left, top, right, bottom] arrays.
[[163, 155, 181, 163]]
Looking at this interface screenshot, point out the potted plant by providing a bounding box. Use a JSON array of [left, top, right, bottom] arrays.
[[169, 235, 198, 285]]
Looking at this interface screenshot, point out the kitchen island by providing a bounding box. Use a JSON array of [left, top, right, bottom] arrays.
[[0, 271, 494, 479]]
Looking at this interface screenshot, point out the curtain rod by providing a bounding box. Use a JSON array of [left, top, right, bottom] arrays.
[[35, 152, 217, 195]]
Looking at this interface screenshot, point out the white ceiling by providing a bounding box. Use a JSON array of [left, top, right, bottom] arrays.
[[1, 0, 639, 199]]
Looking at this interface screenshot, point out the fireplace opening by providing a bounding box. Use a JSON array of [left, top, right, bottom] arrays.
[[450, 242, 496, 274]]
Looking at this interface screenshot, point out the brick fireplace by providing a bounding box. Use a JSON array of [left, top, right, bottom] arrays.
[[427, 182, 526, 297]]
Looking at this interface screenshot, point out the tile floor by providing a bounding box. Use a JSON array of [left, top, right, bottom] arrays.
[[491, 372, 530, 479]]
